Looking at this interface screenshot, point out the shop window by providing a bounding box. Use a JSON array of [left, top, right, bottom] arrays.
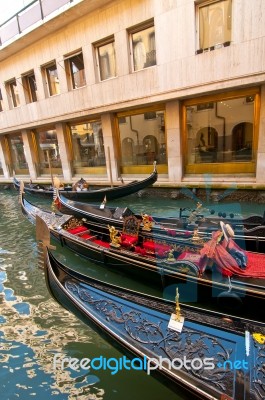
[[94, 38, 116, 81], [65, 52, 86, 89], [8, 133, 29, 175], [129, 21, 156, 71], [6, 79, 20, 108], [35, 129, 62, 175], [197, 0, 232, 52], [43, 63, 60, 96], [183, 90, 258, 174], [117, 109, 167, 173], [22, 71, 37, 103], [68, 121, 106, 175]]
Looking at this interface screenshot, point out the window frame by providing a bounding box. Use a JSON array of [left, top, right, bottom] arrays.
[[6, 79, 20, 108], [182, 87, 260, 175], [22, 71, 37, 103], [94, 36, 116, 82], [43, 62, 60, 97], [196, 0, 232, 53], [128, 19, 156, 72], [64, 51, 86, 90], [116, 105, 167, 175]]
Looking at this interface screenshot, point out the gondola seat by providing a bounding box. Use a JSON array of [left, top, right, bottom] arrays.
[[143, 240, 171, 257], [120, 215, 140, 248], [67, 226, 88, 235]]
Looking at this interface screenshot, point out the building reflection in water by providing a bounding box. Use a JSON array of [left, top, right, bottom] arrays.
[[0, 248, 105, 399]]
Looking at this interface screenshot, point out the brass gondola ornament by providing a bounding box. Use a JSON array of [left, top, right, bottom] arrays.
[[252, 333, 265, 344], [168, 287, 184, 332]]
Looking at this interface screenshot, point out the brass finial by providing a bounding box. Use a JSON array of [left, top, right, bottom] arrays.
[[175, 288, 182, 322]]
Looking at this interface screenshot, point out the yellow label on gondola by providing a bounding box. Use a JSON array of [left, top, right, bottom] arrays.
[[252, 333, 265, 344]]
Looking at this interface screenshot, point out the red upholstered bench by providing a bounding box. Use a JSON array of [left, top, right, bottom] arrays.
[[79, 233, 96, 240], [120, 233, 138, 248], [67, 226, 88, 235], [143, 241, 171, 257]]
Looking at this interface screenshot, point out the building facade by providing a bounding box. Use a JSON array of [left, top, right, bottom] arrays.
[[0, 0, 264, 188]]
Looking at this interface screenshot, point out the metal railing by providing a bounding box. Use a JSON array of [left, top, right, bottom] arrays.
[[0, 0, 74, 46]]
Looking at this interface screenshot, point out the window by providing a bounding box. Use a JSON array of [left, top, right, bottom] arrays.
[[65, 52, 86, 89], [117, 109, 167, 174], [8, 133, 29, 175], [197, 0, 232, 51], [7, 79, 20, 108], [129, 21, 156, 71], [44, 63, 60, 96], [35, 128, 62, 175], [94, 38, 116, 81], [22, 72, 37, 103], [68, 121, 106, 175], [183, 89, 259, 174]]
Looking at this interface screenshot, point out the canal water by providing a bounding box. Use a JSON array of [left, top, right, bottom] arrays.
[[0, 187, 264, 400]]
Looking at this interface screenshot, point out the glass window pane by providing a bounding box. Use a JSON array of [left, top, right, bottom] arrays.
[[46, 64, 60, 96], [35, 129, 62, 175], [98, 41, 116, 81], [118, 111, 166, 166], [69, 54, 86, 89], [69, 121, 106, 174], [28, 73, 37, 102], [8, 133, 29, 174], [10, 80, 20, 107], [132, 25, 156, 71], [198, 0, 232, 49], [186, 96, 255, 165]]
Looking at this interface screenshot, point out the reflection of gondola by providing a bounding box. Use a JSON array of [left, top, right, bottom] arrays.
[[38, 215, 265, 400], [13, 163, 157, 201], [20, 191, 265, 319]]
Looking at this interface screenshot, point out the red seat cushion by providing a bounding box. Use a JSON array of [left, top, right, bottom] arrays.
[[67, 226, 88, 234], [121, 233, 138, 248], [143, 241, 171, 257]]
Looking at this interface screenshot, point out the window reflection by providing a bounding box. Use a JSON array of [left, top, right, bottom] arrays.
[[68, 53, 86, 89], [9, 80, 20, 108], [23, 72, 37, 103], [35, 129, 62, 175], [8, 133, 29, 174], [131, 25, 156, 71], [45, 64, 60, 96], [118, 111, 166, 167], [186, 96, 254, 165], [69, 121, 106, 175], [97, 41, 116, 81], [198, 0, 232, 50]]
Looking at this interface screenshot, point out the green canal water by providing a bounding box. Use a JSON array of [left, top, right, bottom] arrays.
[[0, 188, 264, 400]]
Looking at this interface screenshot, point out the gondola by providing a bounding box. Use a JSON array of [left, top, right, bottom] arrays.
[[13, 164, 158, 201], [56, 191, 265, 253], [38, 215, 265, 400], [20, 189, 265, 319]]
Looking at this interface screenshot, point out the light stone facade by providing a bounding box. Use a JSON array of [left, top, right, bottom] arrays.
[[0, 0, 264, 187]]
